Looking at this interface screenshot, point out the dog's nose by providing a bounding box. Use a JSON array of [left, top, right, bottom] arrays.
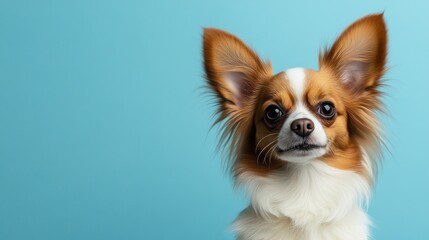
[[290, 118, 314, 137]]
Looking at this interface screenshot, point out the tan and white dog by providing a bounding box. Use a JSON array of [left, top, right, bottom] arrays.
[[203, 14, 387, 240]]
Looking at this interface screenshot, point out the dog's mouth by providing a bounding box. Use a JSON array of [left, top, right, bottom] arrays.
[[277, 143, 326, 153]]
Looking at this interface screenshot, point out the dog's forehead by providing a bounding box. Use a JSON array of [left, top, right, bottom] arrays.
[[267, 68, 332, 107], [283, 68, 307, 102]]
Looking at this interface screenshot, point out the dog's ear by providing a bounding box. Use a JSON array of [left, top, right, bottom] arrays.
[[319, 14, 387, 95], [203, 28, 271, 115], [320, 14, 388, 155]]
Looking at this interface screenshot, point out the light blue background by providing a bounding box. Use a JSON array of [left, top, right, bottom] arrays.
[[1, 0, 428, 239]]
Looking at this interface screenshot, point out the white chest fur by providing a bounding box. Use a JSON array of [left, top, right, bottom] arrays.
[[232, 161, 371, 240]]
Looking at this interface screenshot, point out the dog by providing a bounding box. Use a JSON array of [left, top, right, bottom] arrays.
[[202, 13, 387, 240]]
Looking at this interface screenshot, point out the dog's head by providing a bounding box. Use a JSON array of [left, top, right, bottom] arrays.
[[203, 14, 387, 177]]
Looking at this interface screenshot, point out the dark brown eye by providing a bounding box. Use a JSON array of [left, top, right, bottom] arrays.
[[317, 101, 336, 119], [264, 105, 284, 125]]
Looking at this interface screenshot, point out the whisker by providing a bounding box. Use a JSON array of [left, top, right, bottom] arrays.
[[254, 133, 277, 153], [263, 143, 277, 166], [258, 140, 277, 165], [268, 144, 278, 166]]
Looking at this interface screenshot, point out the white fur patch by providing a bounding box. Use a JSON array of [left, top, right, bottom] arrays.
[[284, 68, 306, 100], [233, 161, 371, 240]]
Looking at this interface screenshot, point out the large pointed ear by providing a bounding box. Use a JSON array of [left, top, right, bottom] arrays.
[[203, 28, 271, 113], [319, 14, 387, 94]]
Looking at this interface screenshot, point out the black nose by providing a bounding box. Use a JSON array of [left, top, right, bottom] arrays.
[[290, 118, 314, 137]]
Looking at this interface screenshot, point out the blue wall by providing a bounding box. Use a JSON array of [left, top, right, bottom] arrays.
[[1, 0, 428, 239]]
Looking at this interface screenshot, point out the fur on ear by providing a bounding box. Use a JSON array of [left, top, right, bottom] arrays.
[[320, 14, 388, 179], [203, 28, 271, 111], [319, 14, 388, 94], [203, 28, 272, 172]]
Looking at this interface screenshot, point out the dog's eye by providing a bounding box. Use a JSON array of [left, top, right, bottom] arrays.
[[264, 105, 284, 125], [317, 101, 336, 119]]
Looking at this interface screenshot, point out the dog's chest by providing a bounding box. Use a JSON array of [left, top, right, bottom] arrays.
[[233, 161, 370, 240]]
